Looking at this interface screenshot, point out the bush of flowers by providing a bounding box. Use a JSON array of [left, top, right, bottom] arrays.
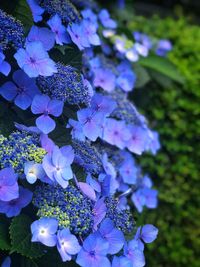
[[0, 0, 175, 266]]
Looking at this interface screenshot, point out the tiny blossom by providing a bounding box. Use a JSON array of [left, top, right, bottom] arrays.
[[57, 228, 81, 262], [135, 224, 158, 244], [156, 39, 172, 56], [67, 23, 89, 50], [31, 94, 64, 134], [14, 41, 57, 77], [99, 9, 117, 29], [31, 217, 58, 247], [0, 167, 18, 202], [27, 0, 44, 22], [82, 20, 100, 46], [42, 145, 74, 188], [124, 240, 145, 267], [0, 186, 32, 217], [26, 26, 55, 51], [24, 161, 45, 184], [93, 68, 116, 92], [47, 14, 71, 45], [0, 70, 40, 110]]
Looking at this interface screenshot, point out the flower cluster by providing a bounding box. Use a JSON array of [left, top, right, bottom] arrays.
[[0, 0, 172, 266]]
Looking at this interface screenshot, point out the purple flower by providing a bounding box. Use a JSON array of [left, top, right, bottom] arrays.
[[147, 130, 161, 155], [42, 145, 74, 188], [57, 228, 81, 262], [136, 225, 158, 244], [31, 94, 64, 134], [0, 167, 18, 202], [102, 153, 116, 179], [93, 198, 107, 230], [26, 26, 55, 51], [82, 20, 100, 46], [99, 9, 117, 29], [26, 0, 44, 22], [124, 240, 145, 267], [31, 218, 58, 247], [156, 39, 172, 56], [47, 14, 71, 45], [127, 125, 149, 155], [0, 186, 32, 217], [24, 161, 45, 184], [99, 218, 125, 254], [67, 119, 86, 141], [77, 108, 103, 141], [117, 72, 136, 92], [112, 256, 132, 267], [76, 232, 110, 267], [93, 68, 116, 92], [103, 119, 131, 149], [0, 70, 40, 110], [1, 257, 11, 267], [0, 51, 11, 76], [91, 94, 117, 117], [14, 41, 57, 77], [119, 157, 137, 185], [81, 9, 98, 27], [67, 23, 89, 50]]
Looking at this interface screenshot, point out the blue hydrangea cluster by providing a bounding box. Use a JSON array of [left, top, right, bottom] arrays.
[[37, 63, 91, 105], [38, 0, 81, 23], [0, 0, 170, 266], [33, 184, 94, 235], [0, 9, 24, 50], [0, 131, 46, 173]]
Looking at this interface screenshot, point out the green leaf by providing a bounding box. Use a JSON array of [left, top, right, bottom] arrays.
[[13, 0, 33, 33], [134, 64, 151, 88], [20, 257, 39, 267], [0, 221, 11, 251], [51, 45, 82, 71], [139, 55, 184, 84], [9, 214, 44, 259]]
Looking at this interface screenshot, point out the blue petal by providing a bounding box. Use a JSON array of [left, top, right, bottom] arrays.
[[36, 115, 56, 134]]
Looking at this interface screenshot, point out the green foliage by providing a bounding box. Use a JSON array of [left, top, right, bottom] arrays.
[[0, 219, 11, 251], [9, 214, 44, 259], [129, 14, 200, 267]]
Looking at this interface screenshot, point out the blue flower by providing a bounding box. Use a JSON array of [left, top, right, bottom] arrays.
[[27, 0, 44, 22], [76, 232, 111, 267], [0, 186, 32, 217], [31, 94, 64, 134], [82, 20, 100, 46], [117, 72, 136, 92], [98, 218, 125, 254], [124, 240, 145, 267], [42, 145, 73, 188], [67, 119, 86, 142], [0, 51, 11, 76], [31, 217, 58, 247], [77, 108, 103, 141], [14, 41, 57, 77], [119, 157, 137, 185], [93, 198, 107, 230], [24, 161, 45, 184], [1, 257, 11, 267], [112, 256, 132, 267], [47, 14, 71, 45], [67, 23, 89, 50], [0, 167, 18, 202], [93, 68, 116, 92], [156, 39, 172, 56], [99, 9, 117, 29], [57, 228, 81, 262], [26, 26, 55, 51], [0, 70, 40, 110], [90, 93, 117, 117], [135, 224, 158, 244]]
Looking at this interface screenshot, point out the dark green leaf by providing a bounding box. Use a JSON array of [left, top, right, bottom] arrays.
[[139, 55, 184, 84], [9, 214, 44, 259], [0, 221, 11, 251], [13, 0, 33, 33], [134, 64, 151, 88]]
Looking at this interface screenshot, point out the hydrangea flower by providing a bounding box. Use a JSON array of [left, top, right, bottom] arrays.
[[112, 256, 131, 267], [135, 224, 158, 244], [98, 218, 125, 254], [31, 94, 64, 134], [47, 14, 71, 45], [27, 0, 44, 22], [124, 240, 145, 267], [93, 68, 116, 92], [99, 9, 117, 29], [67, 23, 89, 50], [42, 145, 74, 188], [14, 41, 57, 77], [119, 157, 137, 185], [76, 232, 110, 267], [31, 217, 58, 247], [57, 228, 81, 262], [82, 20, 100, 46], [0, 186, 32, 217], [24, 161, 45, 184], [26, 26, 55, 51], [0, 51, 11, 76], [0, 70, 40, 110], [156, 39, 172, 56], [0, 167, 18, 202]]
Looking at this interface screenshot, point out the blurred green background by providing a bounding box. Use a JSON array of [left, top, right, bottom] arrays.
[[101, 1, 200, 266]]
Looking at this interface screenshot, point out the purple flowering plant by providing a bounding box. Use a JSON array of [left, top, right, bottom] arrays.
[[0, 0, 177, 266]]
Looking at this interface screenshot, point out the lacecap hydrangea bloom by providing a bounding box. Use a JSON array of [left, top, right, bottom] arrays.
[[0, 0, 172, 266]]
